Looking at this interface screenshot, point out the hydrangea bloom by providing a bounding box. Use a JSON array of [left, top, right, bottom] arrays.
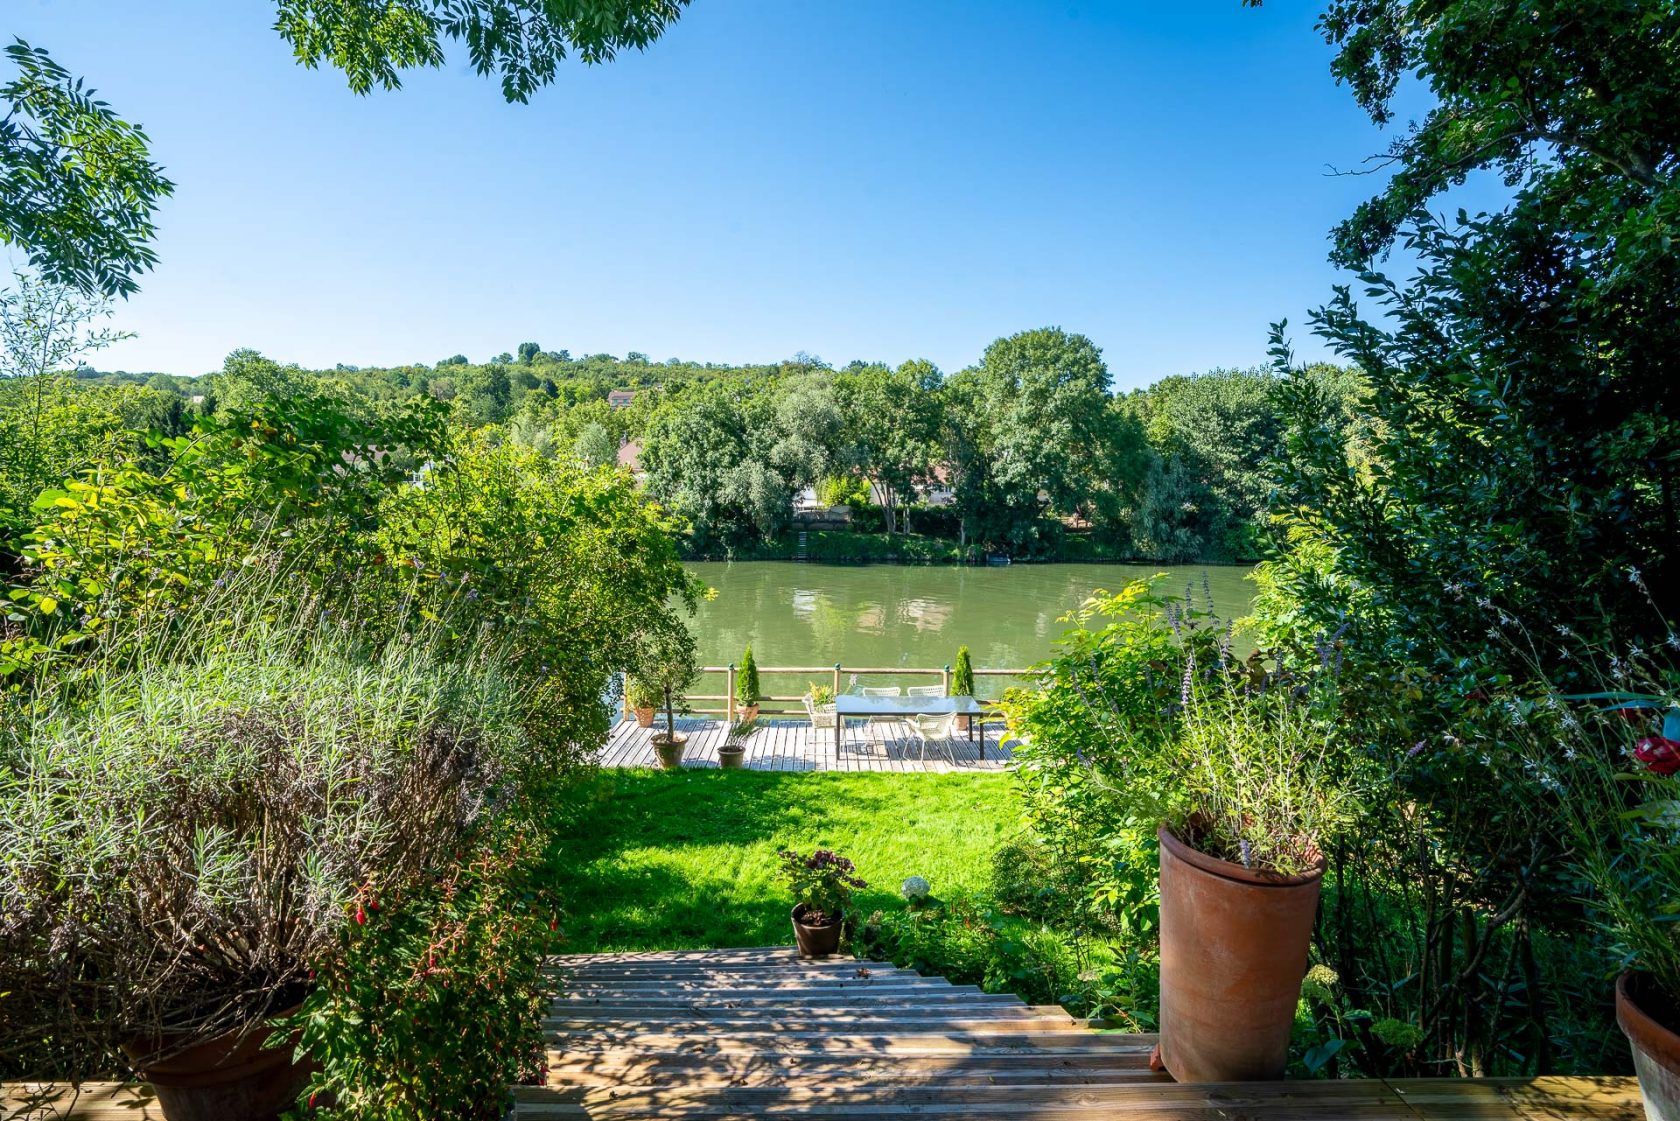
[[900, 875, 931, 902]]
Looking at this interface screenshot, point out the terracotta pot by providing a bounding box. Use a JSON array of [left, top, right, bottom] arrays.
[[122, 1005, 313, 1121], [791, 903, 842, 958], [651, 731, 687, 769], [1156, 823, 1324, 1083], [739, 704, 760, 723], [1619, 971, 1680, 1120], [633, 706, 656, 728], [718, 744, 746, 770]]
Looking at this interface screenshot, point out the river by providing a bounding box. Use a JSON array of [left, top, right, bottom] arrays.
[[681, 562, 1256, 700]]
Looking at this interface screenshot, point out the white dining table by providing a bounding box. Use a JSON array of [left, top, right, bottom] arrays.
[[831, 694, 989, 756]]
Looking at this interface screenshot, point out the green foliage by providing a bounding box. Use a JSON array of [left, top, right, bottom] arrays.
[[775, 848, 867, 925], [855, 895, 1083, 1009], [289, 831, 553, 1121], [951, 645, 973, 696], [736, 644, 760, 706], [0, 41, 173, 297], [273, 0, 690, 103], [0, 615, 530, 1081]]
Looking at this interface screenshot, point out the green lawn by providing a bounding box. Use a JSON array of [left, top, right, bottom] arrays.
[[544, 769, 1016, 952]]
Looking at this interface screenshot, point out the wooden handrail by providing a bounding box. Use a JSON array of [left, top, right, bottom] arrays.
[[622, 662, 1034, 720]]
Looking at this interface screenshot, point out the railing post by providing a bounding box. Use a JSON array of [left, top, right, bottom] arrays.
[[942, 664, 951, 695], [833, 663, 842, 697], [726, 664, 736, 724], [621, 672, 630, 720]]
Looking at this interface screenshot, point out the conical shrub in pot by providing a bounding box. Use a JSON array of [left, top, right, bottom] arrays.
[[950, 645, 974, 731], [736, 646, 761, 722]]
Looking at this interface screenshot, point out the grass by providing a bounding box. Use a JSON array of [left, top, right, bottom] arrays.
[[543, 768, 1016, 952]]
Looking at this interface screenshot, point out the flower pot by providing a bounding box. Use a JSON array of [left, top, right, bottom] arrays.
[[791, 903, 842, 958], [1156, 823, 1324, 1083], [122, 1005, 313, 1121], [634, 706, 656, 728], [955, 712, 972, 733], [651, 731, 687, 769], [1618, 971, 1680, 1120], [739, 704, 759, 723], [718, 744, 746, 770]]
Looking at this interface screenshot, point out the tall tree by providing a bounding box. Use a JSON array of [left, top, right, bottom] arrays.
[[1271, 0, 1680, 657], [836, 360, 943, 534]]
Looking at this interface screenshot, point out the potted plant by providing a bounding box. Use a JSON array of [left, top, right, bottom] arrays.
[[1154, 678, 1359, 1083], [719, 717, 754, 769], [807, 682, 836, 707], [626, 675, 659, 728], [950, 645, 975, 731], [631, 620, 697, 770], [0, 626, 527, 1121], [736, 646, 761, 722], [1546, 684, 1680, 1120], [776, 848, 867, 958]]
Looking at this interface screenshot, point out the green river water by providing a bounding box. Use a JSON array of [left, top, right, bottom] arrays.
[[682, 562, 1256, 701]]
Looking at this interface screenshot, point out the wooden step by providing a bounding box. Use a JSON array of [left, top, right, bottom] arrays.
[[544, 1051, 1164, 1089], [546, 1031, 1156, 1056], [511, 1077, 1648, 1120]]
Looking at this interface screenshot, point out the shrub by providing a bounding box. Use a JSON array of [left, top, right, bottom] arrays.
[[0, 616, 528, 1085], [289, 830, 554, 1121], [951, 646, 974, 697], [736, 645, 760, 708], [775, 849, 866, 925]]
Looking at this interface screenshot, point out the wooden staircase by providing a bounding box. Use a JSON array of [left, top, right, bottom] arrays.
[[0, 946, 1644, 1119], [511, 947, 1646, 1121]]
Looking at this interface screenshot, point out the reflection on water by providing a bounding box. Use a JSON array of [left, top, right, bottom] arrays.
[[683, 562, 1257, 697]]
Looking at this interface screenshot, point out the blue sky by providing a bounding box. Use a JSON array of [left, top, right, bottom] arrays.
[[10, 2, 1479, 390]]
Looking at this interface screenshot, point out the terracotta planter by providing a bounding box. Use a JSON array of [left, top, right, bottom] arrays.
[[718, 744, 746, 770], [1619, 972, 1680, 1120], [651, 731, 687, 769], [739, 704, 760, 723], [1156, 823, 1324, 1083], [791, 903, 842, 958], [122, 1006, 313, 1121], [633, 706, 656, 728]]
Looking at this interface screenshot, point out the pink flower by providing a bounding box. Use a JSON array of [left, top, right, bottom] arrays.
[[1634, 736, 1680, 776]]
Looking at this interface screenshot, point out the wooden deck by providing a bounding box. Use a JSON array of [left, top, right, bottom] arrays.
[[2, 946, 1645, 1118], [601, 716, 1016, 772]]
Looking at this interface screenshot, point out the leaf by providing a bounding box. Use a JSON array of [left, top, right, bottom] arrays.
[[1302, 1037, 1346, 1072], [1666, 708, 1680, 741], [37, 597, 58, 615]]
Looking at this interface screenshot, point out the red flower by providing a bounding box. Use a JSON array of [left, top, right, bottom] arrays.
[[354, 907, 366, 925], [1634, 736, 1680, 776]]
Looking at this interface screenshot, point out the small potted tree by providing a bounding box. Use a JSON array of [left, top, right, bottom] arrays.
[[736, 646, 761, 722], [776, 848, 867, 958], [634, 620, 698, 771], [950, 645, 975, 731]]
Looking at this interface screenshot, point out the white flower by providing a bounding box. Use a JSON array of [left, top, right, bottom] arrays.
[[1628, 566, 1644, 584], [1476, 597, 1493, 610], [1667, 632, 1680, 652], [1556, 624, 1574, 638], [900, 876, 931, 902]]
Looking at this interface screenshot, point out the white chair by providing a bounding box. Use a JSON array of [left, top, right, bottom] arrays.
[[802, 694, 838, 747], [907, 712, 958, 764], [905, 684, 943, 698], [859, 686, 901, 697]]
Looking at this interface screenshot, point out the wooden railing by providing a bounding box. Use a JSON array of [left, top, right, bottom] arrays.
[[624, 664, 1033, 720]]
